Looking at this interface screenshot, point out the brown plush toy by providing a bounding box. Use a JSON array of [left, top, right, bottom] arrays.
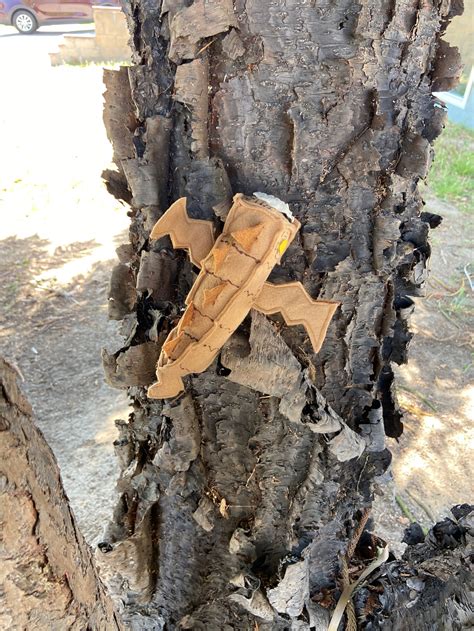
[[147, 193, 339, 399]]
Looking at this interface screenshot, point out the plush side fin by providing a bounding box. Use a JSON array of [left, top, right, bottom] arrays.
[[254, 281, 339, 353], [150, 198, 215, 267]]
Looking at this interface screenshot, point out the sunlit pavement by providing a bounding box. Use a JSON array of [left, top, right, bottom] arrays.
[[0, 24, 128, 254], [0, 23, 95, 76]]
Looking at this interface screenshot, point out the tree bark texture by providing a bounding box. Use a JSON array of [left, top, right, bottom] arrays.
[[101, 0, 465, 628], [1, 358, 471, 631], [0, 358, 121, 630]]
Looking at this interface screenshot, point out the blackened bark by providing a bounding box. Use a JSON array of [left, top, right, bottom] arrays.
[[0, 358, 121, 630], [100, 0, 464, 628], [355, 505, 473, 629]]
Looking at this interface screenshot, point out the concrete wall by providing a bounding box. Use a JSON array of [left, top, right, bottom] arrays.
[[50, 6, 131, 66]]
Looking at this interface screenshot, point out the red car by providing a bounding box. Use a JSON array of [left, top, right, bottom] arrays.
[[0, 0, 120, 33]]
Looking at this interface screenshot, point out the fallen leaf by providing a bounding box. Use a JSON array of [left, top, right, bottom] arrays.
[[219, 497, 229, 519]]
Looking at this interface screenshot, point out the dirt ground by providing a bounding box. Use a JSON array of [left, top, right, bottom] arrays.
[[391, 197, 473, 523], [373, 196, 473, 552], [0, 27, 472, 550]]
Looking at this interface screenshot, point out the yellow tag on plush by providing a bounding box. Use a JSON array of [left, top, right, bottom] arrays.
[[279, 239, 288, 255]]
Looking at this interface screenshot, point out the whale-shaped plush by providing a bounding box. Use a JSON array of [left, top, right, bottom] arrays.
[[147, 193, 338, 399]]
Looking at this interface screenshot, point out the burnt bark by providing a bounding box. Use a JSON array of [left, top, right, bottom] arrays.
[[355, 505, 473, 630], [98, 0, 466, 628], [0, 358, 121, 630]]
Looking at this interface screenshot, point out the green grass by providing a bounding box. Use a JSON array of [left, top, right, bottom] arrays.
[[428, 121, 474, 213], [62, 60, 131, 68]]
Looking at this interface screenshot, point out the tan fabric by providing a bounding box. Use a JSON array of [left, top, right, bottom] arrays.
[[253, 282, 339, 353], [150, 197, 215, 267], [147, 193, 339, 399]]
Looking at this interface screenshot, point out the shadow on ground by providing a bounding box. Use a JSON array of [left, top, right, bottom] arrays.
[[375, 196, 473, 552], [0, 233, 130, 543]]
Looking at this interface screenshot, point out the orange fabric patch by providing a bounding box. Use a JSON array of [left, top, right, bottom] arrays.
[[179, 301, 196, 330], [163, 332, 184, 358], [203, 283, 227, 307], [231, 223, 264, 251], [212, 243, 231, 272]]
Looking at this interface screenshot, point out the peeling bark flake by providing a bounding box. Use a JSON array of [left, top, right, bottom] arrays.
[[169, 0, 237, 63]]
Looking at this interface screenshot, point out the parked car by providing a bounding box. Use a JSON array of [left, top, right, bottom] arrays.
[[0, 0, 120, 33]]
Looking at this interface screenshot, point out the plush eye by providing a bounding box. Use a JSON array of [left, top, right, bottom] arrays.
[[278, 239, 289, 255]]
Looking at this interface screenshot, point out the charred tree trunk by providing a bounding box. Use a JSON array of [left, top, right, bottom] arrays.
[[1, 357, 471, 630], [99, 0, 466, 628]]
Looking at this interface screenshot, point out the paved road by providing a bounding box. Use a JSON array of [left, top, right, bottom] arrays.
[[0, 23, 94, 69]]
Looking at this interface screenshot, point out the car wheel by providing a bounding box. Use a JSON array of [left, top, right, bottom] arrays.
[[13, 10, 38, 33]]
